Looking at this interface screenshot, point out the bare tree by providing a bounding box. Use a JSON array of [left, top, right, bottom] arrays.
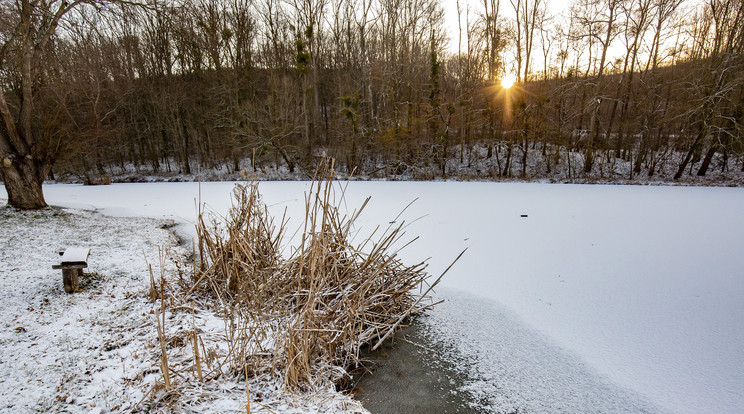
[[571, 0, 623, 172], [0, 0, 121, 208], [674, 0, 744, 178]]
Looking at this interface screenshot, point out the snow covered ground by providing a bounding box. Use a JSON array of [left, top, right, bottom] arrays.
[[0, 196, 366, 413], [5, 181, 744, 413], [0, 206, 179, 412]]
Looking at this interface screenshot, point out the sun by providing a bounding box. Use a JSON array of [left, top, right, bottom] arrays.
[[501, 74, 517, 89]]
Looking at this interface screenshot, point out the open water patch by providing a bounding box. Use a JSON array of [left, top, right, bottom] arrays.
[[353, 323, 484, 413]]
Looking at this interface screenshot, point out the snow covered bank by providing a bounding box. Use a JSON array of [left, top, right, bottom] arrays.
[[52, 142, 744, 188], [0, 200, 367, 413], [16, 181, 744, 413], [0, 205, 178, 411]]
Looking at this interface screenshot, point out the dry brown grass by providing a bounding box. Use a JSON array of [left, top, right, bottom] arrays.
[[189, 159, 447, 391]]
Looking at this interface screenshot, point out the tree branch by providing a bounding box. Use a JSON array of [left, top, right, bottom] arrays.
[[0, 84, 28, 157]]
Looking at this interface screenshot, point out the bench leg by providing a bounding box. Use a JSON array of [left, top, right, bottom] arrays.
[[62, 268, 80, 293]]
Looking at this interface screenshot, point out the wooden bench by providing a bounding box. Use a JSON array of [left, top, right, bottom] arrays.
[[52, 248, 90, 293]]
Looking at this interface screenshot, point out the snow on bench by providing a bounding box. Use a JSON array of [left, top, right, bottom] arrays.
[[52, 248, 90, 293]]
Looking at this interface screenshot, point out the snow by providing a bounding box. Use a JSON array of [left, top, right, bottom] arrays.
[[5, 181, 744, 413], [0, 207, 178, 412], [57, 247, 91, 264], [419, 287, 662, 413]]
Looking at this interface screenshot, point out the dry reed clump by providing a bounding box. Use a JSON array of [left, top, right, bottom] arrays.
[[192, 160, 440, 391]]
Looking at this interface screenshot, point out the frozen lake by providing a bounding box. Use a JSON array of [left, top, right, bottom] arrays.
[[17, 181, 744, 413]]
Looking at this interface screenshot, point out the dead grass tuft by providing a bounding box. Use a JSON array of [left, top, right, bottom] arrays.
[[191, 158, 443, 391]]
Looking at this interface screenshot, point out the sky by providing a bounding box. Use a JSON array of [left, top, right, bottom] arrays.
[[441, 0, 570, 55], [439, 0, 692, 78]]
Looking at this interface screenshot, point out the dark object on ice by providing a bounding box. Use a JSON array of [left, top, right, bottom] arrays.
[[52, 248, 90, 293], [521, 214, 528, 217]]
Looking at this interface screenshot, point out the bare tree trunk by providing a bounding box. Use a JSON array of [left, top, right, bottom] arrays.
[[2, 158, 48, 209], [674, 132, 704, 179], [696, 143, 718, 176]]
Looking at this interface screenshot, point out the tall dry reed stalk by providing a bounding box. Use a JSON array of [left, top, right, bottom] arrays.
[[150, 248, 172, 390]]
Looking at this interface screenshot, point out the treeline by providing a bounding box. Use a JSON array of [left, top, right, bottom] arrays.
[[2, 0, 744, 184]]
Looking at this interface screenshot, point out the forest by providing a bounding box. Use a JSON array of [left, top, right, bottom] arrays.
[[1, 0, 743, 207]]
